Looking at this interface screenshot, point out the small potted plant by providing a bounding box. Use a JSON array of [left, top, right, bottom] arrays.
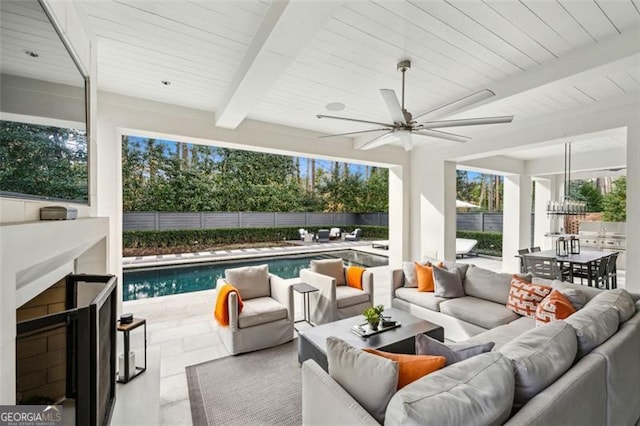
[[363, 305, 385, 331]]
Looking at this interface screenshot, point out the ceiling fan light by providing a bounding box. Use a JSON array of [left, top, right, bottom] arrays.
[[325, 102, 345, 111]]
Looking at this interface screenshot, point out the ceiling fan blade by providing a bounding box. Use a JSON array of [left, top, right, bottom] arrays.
[[318, 128, 392, 139], [398, 131, 413, 151], [380, 89, 406, 124], [415, 89, 496, 121], [358, 131, 397, 150], [316, 114, 392, 128], [412, 129, 469, 143], [420, 115, 514, 129]]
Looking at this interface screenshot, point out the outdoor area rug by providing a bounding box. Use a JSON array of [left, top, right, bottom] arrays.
[[186, 339, 301, 426]]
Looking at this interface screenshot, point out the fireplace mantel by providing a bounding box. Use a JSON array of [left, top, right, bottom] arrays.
[[0, 217, 109, 403]]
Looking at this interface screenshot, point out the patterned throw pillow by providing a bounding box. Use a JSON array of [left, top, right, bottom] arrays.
[[506, 276, 552, 318], [535, 289, 577, 326]]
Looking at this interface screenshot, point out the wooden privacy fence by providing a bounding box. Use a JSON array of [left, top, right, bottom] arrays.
[[124, 211, 533, 234], [123, 211, 389, 231]]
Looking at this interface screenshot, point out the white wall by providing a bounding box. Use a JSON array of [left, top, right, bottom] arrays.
[[0, 0, 103, 404]]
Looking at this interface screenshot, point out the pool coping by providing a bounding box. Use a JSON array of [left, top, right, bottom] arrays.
[[123, 240, 385, 269]]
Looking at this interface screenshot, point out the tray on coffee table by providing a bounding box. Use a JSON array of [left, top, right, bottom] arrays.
[[350, 321, 401, 337]]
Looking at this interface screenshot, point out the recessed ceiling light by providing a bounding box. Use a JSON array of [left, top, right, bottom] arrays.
[[161, 80, 171, 86], [24, 50, 39, 58], [326, 102, 345, 111]]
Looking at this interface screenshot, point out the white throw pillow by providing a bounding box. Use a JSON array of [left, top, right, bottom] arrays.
[[225, 264, 270, 300], [402, 261, 419, 288], [310, 259, 345, 285]]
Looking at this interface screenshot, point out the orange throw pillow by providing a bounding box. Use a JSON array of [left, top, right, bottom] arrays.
[[415, 261, 443, 292], [214, 283, 243, 326], [363, 349, 446, 389], [346, 266, 365, 290], [506, 276, 552, 318], [535, 289, 577, 326]]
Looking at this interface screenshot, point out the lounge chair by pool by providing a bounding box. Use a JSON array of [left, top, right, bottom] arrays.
[[371, 240, 389, 249], [456, 238, 478, 258]]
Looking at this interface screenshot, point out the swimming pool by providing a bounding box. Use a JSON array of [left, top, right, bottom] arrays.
[[122, 250, 388, 301]]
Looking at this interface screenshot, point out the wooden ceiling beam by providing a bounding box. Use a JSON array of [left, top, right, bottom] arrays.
[[215, 0, 342, 129]]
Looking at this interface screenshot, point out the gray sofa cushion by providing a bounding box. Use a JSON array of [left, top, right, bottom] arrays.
[[385, 352, 514, 426], [326, 337, 398, 423], [557, 287, 587, 310], [433, 266, 465, 298], [310, 259, 346, 285], [225, 264, 271, 300], [565, 304, 620, 359], [464, 265, 529, 305], [499, 321, 578, 409], [464, 316, 536, 350], [415, 333, 494, 366], [237, 297, 287, 328], [587, 289, 636, 323], [335, 285, 370, 308], [551, 279, 602, 301], [440, 297, 520, 330], [394, 288, 445, 312]]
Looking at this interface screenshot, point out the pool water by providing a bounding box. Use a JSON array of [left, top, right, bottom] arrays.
[[123, 250, 388, 301]]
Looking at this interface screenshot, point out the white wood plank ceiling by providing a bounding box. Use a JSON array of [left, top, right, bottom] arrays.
[[11, 0, 639, 154]]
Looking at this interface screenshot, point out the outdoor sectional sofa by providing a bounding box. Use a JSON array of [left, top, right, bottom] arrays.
[[302, 262, 640, 425]]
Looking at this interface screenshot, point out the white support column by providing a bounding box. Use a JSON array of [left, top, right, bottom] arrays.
[[412, 155, 456, 261], [503, 174, 532, 272], [533, 176, 560, 250], [388, 165, 409, 269], [626, 124, 639, 292]]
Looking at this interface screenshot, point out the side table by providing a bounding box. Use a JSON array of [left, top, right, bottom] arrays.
[[117, 317, 147, 383], [293, 282, 318, 331]]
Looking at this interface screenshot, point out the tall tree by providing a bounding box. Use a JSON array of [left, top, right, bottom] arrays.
[[602, 176, 626, 221]]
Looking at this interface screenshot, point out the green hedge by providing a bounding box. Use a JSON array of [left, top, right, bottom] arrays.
[[123, 225, 389, 249], [456, 230, 502, 256]]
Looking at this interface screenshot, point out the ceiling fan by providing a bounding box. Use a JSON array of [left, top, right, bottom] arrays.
[[317, 60, 514, 151]]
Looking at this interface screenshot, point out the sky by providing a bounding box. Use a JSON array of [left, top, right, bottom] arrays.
[[126, 135, 369, 177]]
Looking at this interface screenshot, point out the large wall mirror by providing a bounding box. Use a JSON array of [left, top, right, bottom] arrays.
[[0, 0, 90, 204]]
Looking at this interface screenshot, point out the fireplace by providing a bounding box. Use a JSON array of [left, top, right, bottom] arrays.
[[16, 274, 117, 426]]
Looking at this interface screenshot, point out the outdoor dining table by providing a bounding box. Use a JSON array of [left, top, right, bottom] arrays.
[[521, 249, 614, 287]]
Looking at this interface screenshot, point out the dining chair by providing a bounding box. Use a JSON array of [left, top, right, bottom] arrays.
[[606, 253, 619, 289], [522, 256, 566, 281], [573, 257, 609, 288], [517, 249, 530, 273]]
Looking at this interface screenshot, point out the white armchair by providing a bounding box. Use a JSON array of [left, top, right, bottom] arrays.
[[299, 259, 373, 325], [216, 265, 294, 355]]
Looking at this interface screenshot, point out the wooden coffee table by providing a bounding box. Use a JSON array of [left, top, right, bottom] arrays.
[[298, 308, 444, 372]]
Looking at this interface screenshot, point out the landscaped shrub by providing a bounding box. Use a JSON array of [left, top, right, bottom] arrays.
[[123, 225, 389, 250], [456, 230, 502, 256]]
